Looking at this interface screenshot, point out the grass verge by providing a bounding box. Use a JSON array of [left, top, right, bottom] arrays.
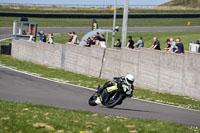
[[0, 39, 12, 46], [0, 53, 200, 110], [1, 100, 199, 133], [1, 17, 200, 27]]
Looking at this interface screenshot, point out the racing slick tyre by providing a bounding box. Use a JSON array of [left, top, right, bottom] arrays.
[[88, 94, 98, 106], [104, 92, 123, 108]]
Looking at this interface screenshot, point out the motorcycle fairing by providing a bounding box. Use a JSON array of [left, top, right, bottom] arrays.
[[106, 85, 118, 92]]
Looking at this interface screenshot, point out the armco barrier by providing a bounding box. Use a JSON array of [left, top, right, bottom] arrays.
[[11, 40, 200, 100]]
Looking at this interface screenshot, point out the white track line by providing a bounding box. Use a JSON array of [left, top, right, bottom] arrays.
[[0, 37, 13, 42], [0, 64, 200, 112]]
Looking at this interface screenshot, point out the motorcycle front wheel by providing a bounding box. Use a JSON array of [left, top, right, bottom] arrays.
[[88, 94, 98, 106], [104, 92, 123, 108]]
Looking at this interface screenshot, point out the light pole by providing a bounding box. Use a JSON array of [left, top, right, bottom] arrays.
[[121, 0, 129, 47], [111, 0, 117, 48]]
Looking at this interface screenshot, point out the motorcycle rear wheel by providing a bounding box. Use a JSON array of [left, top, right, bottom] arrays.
[[104, 92, 123, 108], [88, 94, 98, 106]]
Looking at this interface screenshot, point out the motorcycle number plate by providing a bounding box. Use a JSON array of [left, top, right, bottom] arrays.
[[106, 85, 118, 92]]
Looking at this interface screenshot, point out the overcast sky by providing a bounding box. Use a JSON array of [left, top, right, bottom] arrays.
[[0, 0, 171, 6]]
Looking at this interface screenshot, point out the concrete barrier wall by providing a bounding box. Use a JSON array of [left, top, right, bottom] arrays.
[[12, 39, 62, 68], [64, 44, 105, 77], [159, 52, 185, 94], [11, 40, 200, 100], [101, 48, 140, 82], [183, 52, 200, 99], [136, 49, 161, 90]]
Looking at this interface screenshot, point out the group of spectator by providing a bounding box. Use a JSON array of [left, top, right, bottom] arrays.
[[151, 37, 184, 54], [165, 38, 184, 54], [37, 31, 54, 44], [65, 32, 185, 54], [37, 31, 107, 48], [114, 36, 144, 49], [36, 31, 185, 54], [118, 35, 184, 54], [67, 32, 107, 48], [84, 32, 106, 48]]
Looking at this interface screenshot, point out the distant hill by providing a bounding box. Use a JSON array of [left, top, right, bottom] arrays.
[[161, 0, 200, 8]]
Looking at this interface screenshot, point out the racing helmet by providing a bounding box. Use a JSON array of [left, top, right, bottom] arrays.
[[125, 74, 134, 85]]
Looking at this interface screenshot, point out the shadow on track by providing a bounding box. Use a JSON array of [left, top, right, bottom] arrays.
[[100, 106, 156, 113]]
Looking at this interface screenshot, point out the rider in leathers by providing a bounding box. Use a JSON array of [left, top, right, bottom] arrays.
[[96, 74, 135, 104]]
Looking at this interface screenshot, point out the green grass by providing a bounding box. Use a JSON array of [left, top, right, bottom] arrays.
[[0, 53, 200, 110], [1, 100, 199, 133], [1, 17, 200, 27], [0, 39, 12, 46], [134, 88, 200, 110], [54, 31, 200, 51]]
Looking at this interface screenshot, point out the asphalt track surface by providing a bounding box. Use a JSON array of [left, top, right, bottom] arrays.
[[1, 26, 200, 39], [0, 65, 200, 127]]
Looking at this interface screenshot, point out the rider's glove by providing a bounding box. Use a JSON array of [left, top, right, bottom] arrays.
[[126, 89, 132, 95]]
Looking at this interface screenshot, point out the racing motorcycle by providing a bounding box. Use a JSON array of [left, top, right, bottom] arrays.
[[88, 77, 133, 108]]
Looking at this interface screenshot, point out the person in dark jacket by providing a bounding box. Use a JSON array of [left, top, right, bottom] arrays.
[[175, 38, 184, 54], [127, 36, 134, 49], [151, 37, 161, 50], [114, 39, 121, 47], [38, 31, 46, 42]]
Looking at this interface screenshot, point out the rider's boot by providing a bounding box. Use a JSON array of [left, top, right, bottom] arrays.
[[95, 97, 101, 104]]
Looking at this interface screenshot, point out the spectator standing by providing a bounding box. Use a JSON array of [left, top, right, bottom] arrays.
[[85, 37, 91, 47], [90, 36, 96, 45], [85, 36, 96, 47], [99, 34, 107, 48], [166, 39, 171, 48], [127, 36, 134, 49], [164, 39, 171, 52], [94, 32, 101, 40], [167, 38, 178, 53], [68, 32, 73, 43], [175, 38, 184, 54], [92, 19, 98, 30], [38, 31, 46, 42], [100, 34, 106, 42], [94, 32, 101, 45], [134, 36, 144, 49], [47, 33, 54, 45], [151, 37, 161, 50], [72, 32, 79, 45], [114, 39, 121, 47], [67, 32, 79, 45]]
